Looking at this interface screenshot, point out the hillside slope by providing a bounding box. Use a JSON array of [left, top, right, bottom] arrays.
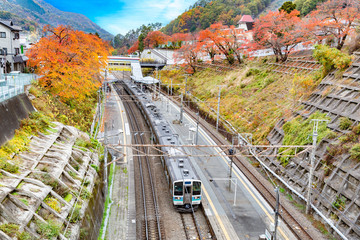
[[162, 0, 273, 34], [0, 0, 113, 40]]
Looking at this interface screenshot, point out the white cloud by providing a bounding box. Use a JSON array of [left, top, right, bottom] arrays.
[[95, 0, 197, 35]]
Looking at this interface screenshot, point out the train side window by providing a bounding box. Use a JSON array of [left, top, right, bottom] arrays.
[[193, 181, 201, 195], [174, 182, 183, 196]]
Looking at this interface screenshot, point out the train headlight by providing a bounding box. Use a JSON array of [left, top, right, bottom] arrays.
[[193, 196, 201, 200], [174, 197, 182, 200]]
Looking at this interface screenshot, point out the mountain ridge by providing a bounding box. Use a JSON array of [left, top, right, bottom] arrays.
[[0, 0, 113, 40]]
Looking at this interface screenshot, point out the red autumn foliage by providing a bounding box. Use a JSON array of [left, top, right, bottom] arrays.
[[253, 10, 306, 62], [198, 23, 247, 64], [144, 31, 169, 48], [305, 0, 360, 50], [128, 40, 139, 54]]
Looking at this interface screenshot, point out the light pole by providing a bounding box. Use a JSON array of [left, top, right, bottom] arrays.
[[179, 75, 188, 123], [273, 187, 280, 240], [306, 119, 328, 214], [216, 85, 225, 131]]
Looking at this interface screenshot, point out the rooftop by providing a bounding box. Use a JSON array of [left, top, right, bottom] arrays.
[[238, 15, 254, 23], [0, 20, 22, 31]]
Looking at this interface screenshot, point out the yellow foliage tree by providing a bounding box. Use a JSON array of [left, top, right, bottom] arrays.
[[27, 25, 112, 101]]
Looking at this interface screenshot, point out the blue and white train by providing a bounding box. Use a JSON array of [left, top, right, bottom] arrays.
[[120, 80, 202, 212]]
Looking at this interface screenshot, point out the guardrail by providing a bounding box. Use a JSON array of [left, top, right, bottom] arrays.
[[0, 73, 37, 102]]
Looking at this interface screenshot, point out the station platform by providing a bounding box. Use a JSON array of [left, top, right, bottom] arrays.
[[98, 74, 136, 240]]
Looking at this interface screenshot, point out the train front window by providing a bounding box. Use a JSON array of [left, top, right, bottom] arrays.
[[174, 182, 183, 196], [193, 181, 201, 195]]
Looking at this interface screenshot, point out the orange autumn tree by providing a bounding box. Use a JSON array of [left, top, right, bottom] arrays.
[[176, 33, 200, 73], [253, 10, 305, 62], [27, 25, 112, 101], [199, 23, 246, 65], [144, 31, 169, 48], [306, 0, 360, 50], [170, 33, 190, 48]]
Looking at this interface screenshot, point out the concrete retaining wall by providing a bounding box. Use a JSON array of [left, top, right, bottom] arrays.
[[0, 93, 34, 146]]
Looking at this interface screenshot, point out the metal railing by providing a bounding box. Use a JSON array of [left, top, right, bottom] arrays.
[[0, 73, 37, 102]]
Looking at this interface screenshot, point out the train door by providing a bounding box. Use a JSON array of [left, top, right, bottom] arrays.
[[183, 181, 192, 209]]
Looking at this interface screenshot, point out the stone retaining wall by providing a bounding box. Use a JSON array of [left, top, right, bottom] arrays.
[[0, 122, 100, 239], [263, 52, 360, 239], [0, 93, 34, 146]]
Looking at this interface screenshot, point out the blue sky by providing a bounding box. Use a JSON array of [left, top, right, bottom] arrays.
[[44, 0, 198, 35]]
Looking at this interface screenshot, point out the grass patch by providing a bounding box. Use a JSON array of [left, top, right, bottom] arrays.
[[0, 157, 19, 173], [339, 117, 353, 130], [36, 220, 61, 239], [0, 223, 20, 237], [279, 111, 331, 166], [68, 204, 82, 223], [350, 144, 360, 161], [80, 188, 91, 200], [98, 163, 115, 239]]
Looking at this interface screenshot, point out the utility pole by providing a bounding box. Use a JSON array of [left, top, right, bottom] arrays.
[[273, 187, 280, 240], [158, 70, 161, 97], [216, 85, 225, 131], [306, 119, 328, 215], [228, 136, 235, 189], [170, 78, 173, 96], [195, 110, 200, 145], [179, 75, 188, 123]]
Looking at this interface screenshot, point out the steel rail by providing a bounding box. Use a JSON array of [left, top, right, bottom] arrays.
[[114, 83, 163, 240]]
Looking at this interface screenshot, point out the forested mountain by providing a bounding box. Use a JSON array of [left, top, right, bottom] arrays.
[[162, 0, 273, 35], [0, 10, 38, 31], [0, 0, 113, 40], [294, 0, 323, 15]]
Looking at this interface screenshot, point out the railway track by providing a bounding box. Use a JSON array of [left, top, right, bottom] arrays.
[[162, 89, 316, 240], [114, 83, 164, 240], [181, 213, 200, 240]]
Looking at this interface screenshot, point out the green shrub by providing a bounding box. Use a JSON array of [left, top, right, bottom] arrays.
[[245, 68, 261, 77], [279, 111, 331, 165], [313, 44, 352, 76], [350, 144, 360, 161], [325, 131, 337, 139], [0, 223, 19, 237], [64, 193, 73, 202], [339, 117, 353, 130], [0, 157, 19, 173], [18, 231, 32, 240], [36, 220, 61, 239], [332, 195, 346, 211], [68, 204, 82, 223], [352, 124, 360, 135], [80, 189, 91, 200]]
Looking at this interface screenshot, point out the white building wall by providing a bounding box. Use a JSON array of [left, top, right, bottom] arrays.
[[0, 23, 21, 72]]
